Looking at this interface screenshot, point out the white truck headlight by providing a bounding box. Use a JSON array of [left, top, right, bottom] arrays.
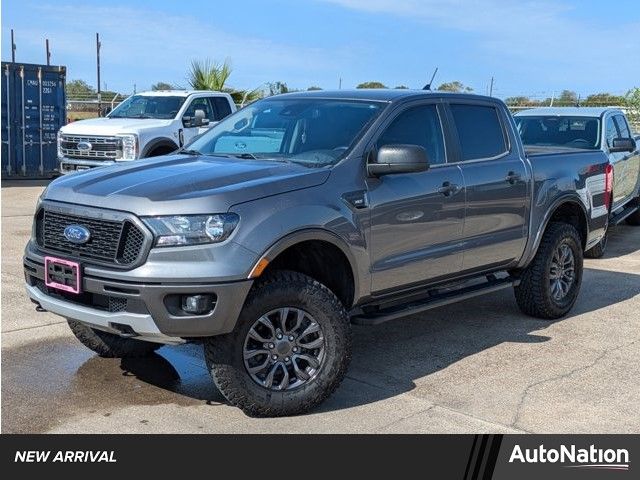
[[143, 214, 239, 247], [116, 134, 138, 160]]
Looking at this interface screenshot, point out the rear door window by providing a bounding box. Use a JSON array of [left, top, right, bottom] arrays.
[[450, 104, 507, 161], [211, 97, 233, 120]]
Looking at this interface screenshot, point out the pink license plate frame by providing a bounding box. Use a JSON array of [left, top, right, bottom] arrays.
[[44, 256, 81, 294]]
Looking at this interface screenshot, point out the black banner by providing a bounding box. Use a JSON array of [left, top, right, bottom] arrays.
[[1, 434, 636, 478]]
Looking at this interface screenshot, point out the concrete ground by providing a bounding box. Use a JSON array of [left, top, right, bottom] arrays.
[[2, 181, 639, 433]]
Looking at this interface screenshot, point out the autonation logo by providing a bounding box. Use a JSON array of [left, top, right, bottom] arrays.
[[509, 444, 630, 471]]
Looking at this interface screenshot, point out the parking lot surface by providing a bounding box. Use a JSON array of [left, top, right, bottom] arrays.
[[2, 182, 639, 433]]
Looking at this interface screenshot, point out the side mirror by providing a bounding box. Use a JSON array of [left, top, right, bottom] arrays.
[[610, 138, 636, 153], [367, 144, 430, 176], [182, 109, 210, 128]]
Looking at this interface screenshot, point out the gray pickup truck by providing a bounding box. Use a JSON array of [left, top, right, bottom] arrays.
[[25, 90, 609, 416], [515, 107, 640, 257]]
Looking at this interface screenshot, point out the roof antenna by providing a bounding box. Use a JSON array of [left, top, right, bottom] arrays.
[[423, 67, 438, 90]]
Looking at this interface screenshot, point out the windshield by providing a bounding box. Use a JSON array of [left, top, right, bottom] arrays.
[[186, 98, 385, 167], [109, 95, 187, 119], [515, 115, 601, 149]]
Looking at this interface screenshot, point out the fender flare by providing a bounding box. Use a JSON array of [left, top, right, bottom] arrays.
[[141, 137, 179, 158], [251, 228, 361, 306], [521, 194, 590, 267]]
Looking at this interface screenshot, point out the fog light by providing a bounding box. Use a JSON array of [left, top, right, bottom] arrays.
[[181, 294, 215, 315]]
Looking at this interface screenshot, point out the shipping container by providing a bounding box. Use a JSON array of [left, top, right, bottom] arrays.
[[1, 62, 66, 179]]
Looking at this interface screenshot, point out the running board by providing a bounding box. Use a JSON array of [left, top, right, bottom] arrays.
[[351, 276, 519, 326], [610, 203, 639, 225]]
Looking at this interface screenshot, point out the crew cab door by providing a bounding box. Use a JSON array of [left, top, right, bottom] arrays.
[[367, 102, 466, 293], [445, 102, 530, 272], [605, 113, 640, 208]]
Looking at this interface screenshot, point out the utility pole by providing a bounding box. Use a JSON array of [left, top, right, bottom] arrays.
[[489, 76, 494, 97], [45, 39, 51, 65], [96, 33, 102, 116], [133, 83, 137, 94], [11, 29, 16, 62]]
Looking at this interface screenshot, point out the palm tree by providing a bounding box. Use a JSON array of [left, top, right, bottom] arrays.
[[188, 59, 261, 106]]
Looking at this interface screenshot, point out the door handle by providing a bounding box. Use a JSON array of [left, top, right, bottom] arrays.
[[437, 181, 460, 196], [505, 171, 521, 184]]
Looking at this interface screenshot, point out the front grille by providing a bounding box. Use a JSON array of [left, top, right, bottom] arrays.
[[60, 134, 119, 160], [37, 209, 147, 267]]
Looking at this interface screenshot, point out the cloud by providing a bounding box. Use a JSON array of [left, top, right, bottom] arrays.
[[14, 3, 348, 91], [318, 0, 640, 94]]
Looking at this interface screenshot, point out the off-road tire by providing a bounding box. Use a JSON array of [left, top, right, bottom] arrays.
[[585, 229, 607, 258], [67, 319, 161, 358], [514, 222, 583, 319], [204, 270, 352, 417]]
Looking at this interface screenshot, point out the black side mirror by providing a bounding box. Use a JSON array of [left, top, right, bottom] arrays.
[[182, 115, 193, 128], [368, 144, 430, 176], [610, 138, 636, 153]]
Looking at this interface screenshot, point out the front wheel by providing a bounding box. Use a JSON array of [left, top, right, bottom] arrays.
[[514, 222, 583, 319], [205, 271, 352, 417]]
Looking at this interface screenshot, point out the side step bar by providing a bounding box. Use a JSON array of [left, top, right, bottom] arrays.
[[610, 203, 639, 225], [351, 275, 519, 326]]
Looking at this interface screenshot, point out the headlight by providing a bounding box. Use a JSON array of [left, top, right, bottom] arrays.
[[143, 214, 239, 247], [116, 134, 138, 160], [57, 130, 62, 158]]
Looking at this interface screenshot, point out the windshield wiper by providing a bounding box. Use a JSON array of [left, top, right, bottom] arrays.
[[231, 153, 259, 160], [180, 149, 201, 156]]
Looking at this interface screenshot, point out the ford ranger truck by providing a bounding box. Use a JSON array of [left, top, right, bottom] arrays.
[[25, 90, 609, 417], [515, 107, 640, 257], [57, 90, 236, 173]]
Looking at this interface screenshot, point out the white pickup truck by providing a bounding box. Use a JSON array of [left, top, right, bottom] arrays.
[[57, 90, 236, 173]]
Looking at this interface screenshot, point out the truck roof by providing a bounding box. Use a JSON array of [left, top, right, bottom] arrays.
[[134, 90, 229, 97], [278, 89, 501, 103], [514, 107, 624, 117]]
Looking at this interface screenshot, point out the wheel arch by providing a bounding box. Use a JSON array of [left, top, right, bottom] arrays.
[[250, 229, 359, 309], [141, 137, 179, 158]]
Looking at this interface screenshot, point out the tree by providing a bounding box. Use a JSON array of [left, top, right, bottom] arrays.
[[584, 92, 625, 106], [356, 81, 387, 89], [625, 87, 640, 127], [66, 79, 95, 98], [557, 90, 578, 105], [152, 82, 174, 91], [437, 81, 472, 93], [188, 59, 261, 105], [307, 86, 322, 91], [267, 81, 289, 96], [394, 85, 409, 89], [504, 96, 533, 106]]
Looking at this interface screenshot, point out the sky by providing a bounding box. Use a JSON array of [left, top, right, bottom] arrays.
[[2, 0, 639, 99]]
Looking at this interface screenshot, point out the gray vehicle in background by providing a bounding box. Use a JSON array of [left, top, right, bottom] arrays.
[[25, 90, 610, 416], [515, 107, 640, 257]]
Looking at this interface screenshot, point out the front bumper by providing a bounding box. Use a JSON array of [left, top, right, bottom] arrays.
[[59, 157, 116, 174], [24, 254, 254, 341]]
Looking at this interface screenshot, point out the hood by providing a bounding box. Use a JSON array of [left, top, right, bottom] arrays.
[[61, 117, 173, 135], [44, 155, 331, 215]]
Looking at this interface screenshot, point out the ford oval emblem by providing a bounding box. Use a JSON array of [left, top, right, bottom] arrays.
[[77, 141, 92, 151], [234, 141, 247, 150], [64, 225, 91, 244]]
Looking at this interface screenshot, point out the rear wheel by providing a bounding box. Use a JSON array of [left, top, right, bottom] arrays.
[[67, 320, 161, 358], [514, 222, 583, 319], [204, 271, 351, 417]]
